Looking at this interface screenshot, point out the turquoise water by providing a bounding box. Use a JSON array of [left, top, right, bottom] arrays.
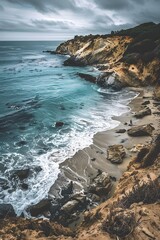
[[0, 41, 136, 215]]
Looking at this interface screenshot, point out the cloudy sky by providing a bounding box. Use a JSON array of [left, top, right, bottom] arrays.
[[0, 0, 160, 40]]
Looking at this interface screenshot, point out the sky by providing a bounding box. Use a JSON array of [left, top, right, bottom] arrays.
[[0, 0, 160, 41]]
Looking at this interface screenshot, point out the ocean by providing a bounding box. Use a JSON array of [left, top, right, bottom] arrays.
[[0, 41, 136, 215]]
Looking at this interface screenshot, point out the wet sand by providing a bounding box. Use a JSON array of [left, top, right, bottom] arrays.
[[49, 86, 160, 199]]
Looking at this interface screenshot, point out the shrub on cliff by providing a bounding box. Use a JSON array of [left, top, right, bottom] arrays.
[[102, 208, 136, 237]]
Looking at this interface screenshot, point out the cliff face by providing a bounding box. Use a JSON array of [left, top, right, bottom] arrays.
[[56, 23, 160, 87]]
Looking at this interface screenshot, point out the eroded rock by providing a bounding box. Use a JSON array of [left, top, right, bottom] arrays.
[[97, 72, 125, 90], [107, 144, 126, 164]]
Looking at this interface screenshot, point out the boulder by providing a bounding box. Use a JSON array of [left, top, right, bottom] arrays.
[[134, 107, 151, 118], [127, 124, 154, 137], [107, 145, 126, 164], [89, 172, 112, 196], [0, 204, 16, 219], [13, 169, 30, 180], [77, 73, 96, 83], [27, 199, 51, 217]]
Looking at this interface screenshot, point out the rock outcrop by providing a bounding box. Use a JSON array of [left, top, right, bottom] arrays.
[[55, 22, 160, 88]]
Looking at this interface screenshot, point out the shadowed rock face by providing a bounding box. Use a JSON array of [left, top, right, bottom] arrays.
[[56, 23, 160, 88], [0, 204, 16, 219]]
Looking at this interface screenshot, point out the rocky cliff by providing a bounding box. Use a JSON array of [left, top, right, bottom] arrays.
[[56, 22, 160, 89]]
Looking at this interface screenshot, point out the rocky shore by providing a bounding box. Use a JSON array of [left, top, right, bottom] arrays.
[[0, 22, 160, 239]]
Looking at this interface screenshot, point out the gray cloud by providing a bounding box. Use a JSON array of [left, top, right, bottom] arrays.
[[4, 0, 77, 13], [93, 0, 160, 25], [0, 19, 75, 32], [93, 0, 132, 10], [0, 4, 4, 11], [0, 0, 160, 40]]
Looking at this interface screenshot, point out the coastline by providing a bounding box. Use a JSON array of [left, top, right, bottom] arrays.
[[1, 85, 159, 240], [1, 22, 160, 239], [49, 88, 138, 198], [48, 85, 159, 224]]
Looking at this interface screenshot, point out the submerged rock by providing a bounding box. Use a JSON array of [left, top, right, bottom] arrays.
[[21, 183, 28, 190], [107, 144, 126, 164], [134, 107, 151, 118], [13, 169, 30, 180], [0, 178, 9, 190], [16, 140, 27, 146], [127, 124, 154, 136], [0, 204, 16, 219], [55, 121, 64, 127]]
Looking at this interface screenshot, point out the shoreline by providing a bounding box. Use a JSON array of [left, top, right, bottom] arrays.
[[48, 85, 159, 225], [49, 88, 138, 198]]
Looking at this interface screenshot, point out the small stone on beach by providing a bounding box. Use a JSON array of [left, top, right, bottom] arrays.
[[115, 129, 126, 133]]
